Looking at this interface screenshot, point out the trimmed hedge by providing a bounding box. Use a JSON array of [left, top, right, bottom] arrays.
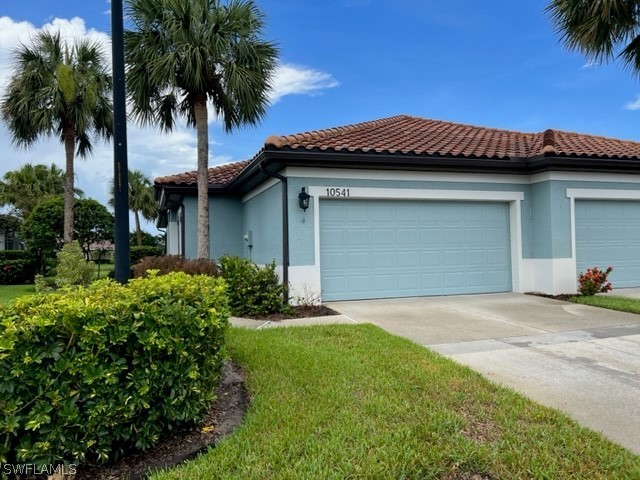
[[0, 272, 228, 466], [133, 255, 218, 278], [130, 245, 163, 265], [0, 250, 37, 284]]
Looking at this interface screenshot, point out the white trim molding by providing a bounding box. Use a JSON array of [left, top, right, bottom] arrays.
[[285, 167, 640, 186]]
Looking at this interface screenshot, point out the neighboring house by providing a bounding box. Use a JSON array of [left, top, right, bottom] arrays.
[[0, 214, 23, 251], [155, 115, 640, 301]]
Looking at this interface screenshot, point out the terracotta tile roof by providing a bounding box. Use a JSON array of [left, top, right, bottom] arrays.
[[265, 115, 640, 160], [154, 160, 251, 186], [156, 115, 640, 189]]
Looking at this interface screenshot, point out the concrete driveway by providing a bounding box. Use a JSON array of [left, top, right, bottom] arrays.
[[328, 293, 640, 455]]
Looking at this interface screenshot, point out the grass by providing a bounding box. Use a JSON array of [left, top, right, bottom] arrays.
[[570, 295, 640, 315], [0, 263, 114, 305], [153, 325, 639, 480], [93, 262, 114, 279], [0, 284, 35, 305]]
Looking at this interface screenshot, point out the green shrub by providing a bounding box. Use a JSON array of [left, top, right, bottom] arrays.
[[219, 255, 290, 317], [0, 272, 228, 466], [0, 250, 31, 261], [133, 255, 218, 278], [34, 274, 54, 293], [54, 241, 94, 288], [0, 250, 37, 284], [130, 245, 163, 265]]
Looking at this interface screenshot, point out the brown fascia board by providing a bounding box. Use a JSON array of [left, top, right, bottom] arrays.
[[527, 154, 640, 174]]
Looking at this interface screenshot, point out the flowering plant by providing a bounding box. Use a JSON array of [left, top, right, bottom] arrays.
[[577, 266, 613, 296]]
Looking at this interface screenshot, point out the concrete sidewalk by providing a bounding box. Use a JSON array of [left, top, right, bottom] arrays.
[[328, 293, 640, 455]]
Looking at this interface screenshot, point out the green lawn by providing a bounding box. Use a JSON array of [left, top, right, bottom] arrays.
[[93, 262, 114, 279], [0, 263, 114, 305], [570, 295, 640, 314], [153, 325, 639, 480], [0, 284, 35, 305]]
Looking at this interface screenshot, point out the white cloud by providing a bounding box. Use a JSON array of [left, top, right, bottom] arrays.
[[269, 62, 339, 104], [625, 95, 640, 111], [580, 60, 600, 69], [0, 15, 338, 227]]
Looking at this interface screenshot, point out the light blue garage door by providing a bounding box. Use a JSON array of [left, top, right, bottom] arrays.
[[576, 200, 640, 288], [320, 199, 512, 301]]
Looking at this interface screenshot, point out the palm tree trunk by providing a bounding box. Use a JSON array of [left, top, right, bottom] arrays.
[[135, 210, 142, 246], [63, 123, 75, 243], [194, 95, 210, 259]]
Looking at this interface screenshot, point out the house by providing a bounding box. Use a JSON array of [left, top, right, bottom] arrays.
[[154, 115, 640, 301], [0, 214, 23, 251]]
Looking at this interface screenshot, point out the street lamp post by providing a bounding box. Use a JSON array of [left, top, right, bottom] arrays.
[[111, 0, 130, 283]]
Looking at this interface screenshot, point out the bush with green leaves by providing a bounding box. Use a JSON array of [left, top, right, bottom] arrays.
[[0, 250, 37, 284], [219, 255, 290, 316], [130, 245, 163, 265], [0, 271, 228, 466], [54, 240, 95, 288], [133, 255, 218, 278]]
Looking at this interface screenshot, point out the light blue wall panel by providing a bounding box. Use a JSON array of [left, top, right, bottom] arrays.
[[211, 196, 243, 258], [242, 183, 283, 264], [183, 196, 197, 259]]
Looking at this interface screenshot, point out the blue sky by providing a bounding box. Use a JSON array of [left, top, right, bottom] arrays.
[[1, 1, 640, 225]]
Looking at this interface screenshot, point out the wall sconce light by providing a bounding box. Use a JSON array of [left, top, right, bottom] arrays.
[[298, 187, 311, 211]]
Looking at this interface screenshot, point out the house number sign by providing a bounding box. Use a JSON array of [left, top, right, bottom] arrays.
[[326, 188, 350, 197]]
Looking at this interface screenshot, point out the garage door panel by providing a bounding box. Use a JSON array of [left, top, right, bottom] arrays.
[[443, 228, 463, 243], [346, 205, 369, 222], [320, 199, 512, 300], [443, 250, 464, 267], [421, 250, 441, 267], [397, 251, 417, 267], [444, 272, 464, 288], [348, 275, 370, 293], [420, 229, 440, 243], [346, 230, 369, 246], [396, 205, 419, 222], [465, 249, 485, 265], [347, 252, 369, 268], [397, 229, 418, 244], [442, 205, 464, 221], [373, 252, 394, 267], [576, 200, 640, 288]]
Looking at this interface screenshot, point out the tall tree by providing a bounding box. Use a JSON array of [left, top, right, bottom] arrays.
[[547, 0, 640, 72], [109, 169, 157, 246], [0, 31, 113, 244], [125, 0, 278, 258], [0, 163, 83, 219]]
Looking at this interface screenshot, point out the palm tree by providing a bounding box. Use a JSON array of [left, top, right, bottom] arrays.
[[0, 163, 83, 219], [109, 169, 157, 246], [547, 0, 640, 72], [125, 0, 278, 259], [0, 31, 113, 244]]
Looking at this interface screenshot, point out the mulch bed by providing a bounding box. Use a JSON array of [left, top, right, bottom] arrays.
[[74, 360, 248, 480], [526, 292, 575, 302], [245, 304, 339, 321]]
